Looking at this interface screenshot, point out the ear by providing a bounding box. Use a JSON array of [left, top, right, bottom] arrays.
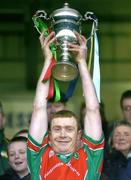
[[48, 130, 52, 145], [77, 130, 82, 140], [77, 130, 83, 148], [48, 130, 51, 138]]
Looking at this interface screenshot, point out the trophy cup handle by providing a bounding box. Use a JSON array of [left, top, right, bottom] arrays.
[[32, 10, 50, 34], [83, 12, 98, 28], [35, 10, 49, 20]]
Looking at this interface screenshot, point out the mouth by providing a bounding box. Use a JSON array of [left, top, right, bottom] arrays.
[[57, 140, 70, 145], [118, 141, 127, 145], [117, 142, 128, 147], [15, 161, 23, 166]]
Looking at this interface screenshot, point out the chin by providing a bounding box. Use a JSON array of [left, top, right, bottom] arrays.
[[55, 148, 69, 154], [57, 150, 68, 154]]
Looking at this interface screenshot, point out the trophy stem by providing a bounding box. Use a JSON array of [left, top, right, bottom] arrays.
[[60, 40, 70, 62], [52, 41, 78, 81]]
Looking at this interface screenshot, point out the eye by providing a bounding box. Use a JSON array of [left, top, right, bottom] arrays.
[[52, 127, 61, 132], [9, 152, 15, 157], [124, 133, 130, 137], [66, 127, 74, 132], [123, 106, 131, 111], [114, 134, 119, 138], [19, 150, 26, 154]]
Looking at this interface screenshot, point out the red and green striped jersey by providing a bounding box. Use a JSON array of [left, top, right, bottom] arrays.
[[27, 132, 104, 180]]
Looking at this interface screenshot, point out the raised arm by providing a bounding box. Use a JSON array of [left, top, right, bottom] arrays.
[[69, 33, 102, 140], [29, 32, 55, 144]]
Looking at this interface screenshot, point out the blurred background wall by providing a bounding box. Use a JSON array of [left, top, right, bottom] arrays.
[[0, 0, 131, 138]]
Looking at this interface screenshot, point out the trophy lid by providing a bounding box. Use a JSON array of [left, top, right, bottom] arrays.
[[50, 3, 82, 20]]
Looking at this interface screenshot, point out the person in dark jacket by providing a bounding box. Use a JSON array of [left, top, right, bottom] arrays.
[[0, 136, 30, 180], [118, 157, 131, 180], [0, 167, 30, 180], [102, 120, 131, 180]]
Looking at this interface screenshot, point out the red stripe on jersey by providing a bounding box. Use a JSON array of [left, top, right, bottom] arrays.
[[41, 136, 48, 146], [82, 137, 104, 150], [98, 159, 104, 173], [27, 139, 40, 152]]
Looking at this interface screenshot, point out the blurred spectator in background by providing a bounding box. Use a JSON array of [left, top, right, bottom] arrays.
[[102, 120, 131, 180], [107, 90, 131, 142], [13, 129, 28, 138], [47, 101, 66, 121], [0, 101, 9, 175], [120, 90, 131, 123], [0, 136, 30, 180]]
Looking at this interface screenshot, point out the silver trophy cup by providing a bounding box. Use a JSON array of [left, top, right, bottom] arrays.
[[33, 3, 98, 81], [50, 3, 82, 81]]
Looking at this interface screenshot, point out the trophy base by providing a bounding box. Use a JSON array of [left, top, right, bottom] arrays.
[[52, 62, 78, 82]]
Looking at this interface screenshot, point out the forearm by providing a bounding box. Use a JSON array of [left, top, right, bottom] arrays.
[[29, 60, 50, 144], [78, 59, 102, 140], [34, 59, 50, 109], [78, 59, 99, 109], [29, 32, 55, 144]]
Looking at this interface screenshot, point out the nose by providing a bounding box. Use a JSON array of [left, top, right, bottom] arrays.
[[119, 134, 126, 140], [60, 128, 66, 137], [14, 152, 20, 159]]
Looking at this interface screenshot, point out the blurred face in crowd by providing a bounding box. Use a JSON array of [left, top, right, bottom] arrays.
[[8, 141, 28, 178], [121, 98, 131, 122], [47, 102, 65, 121], [49, 117, 81, 154], [112, 125, 131, 156]]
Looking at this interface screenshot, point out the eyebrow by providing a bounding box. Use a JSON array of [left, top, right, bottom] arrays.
[[52, 125, 75, 128]]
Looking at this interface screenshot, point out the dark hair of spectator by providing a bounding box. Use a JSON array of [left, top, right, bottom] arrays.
[[120, 90, 131, 109]]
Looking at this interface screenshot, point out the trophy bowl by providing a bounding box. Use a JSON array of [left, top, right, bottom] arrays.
[[52, 61, 78, 81]]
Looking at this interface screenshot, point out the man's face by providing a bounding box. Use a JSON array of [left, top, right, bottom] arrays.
[[122, 98, 131, 122], [49, 117, 81, 154], [8, 141, 28, 176], [112, 125, 131, 155]]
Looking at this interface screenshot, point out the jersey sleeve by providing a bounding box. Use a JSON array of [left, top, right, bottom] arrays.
[[27, 132, 48, 179], [82, 133, 105, 179]]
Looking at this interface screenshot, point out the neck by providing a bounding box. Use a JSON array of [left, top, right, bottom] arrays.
[[121, 150, 129, 157], [17, 169, 29, 178]]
